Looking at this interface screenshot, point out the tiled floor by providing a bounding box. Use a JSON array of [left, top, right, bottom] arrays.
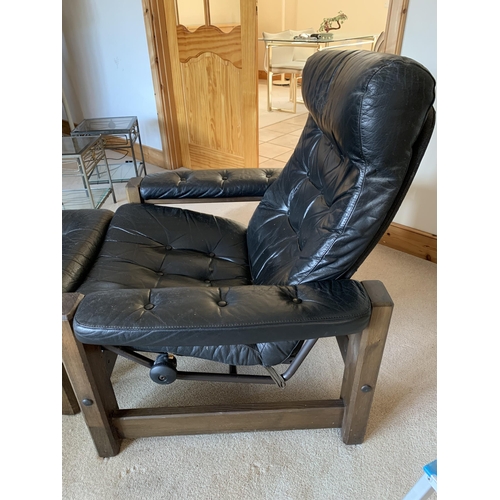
[[257, 79, 308, 169], [258, 114, 308, 168]]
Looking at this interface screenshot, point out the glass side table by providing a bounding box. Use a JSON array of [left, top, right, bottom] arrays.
[[71, 116, 147, 183], [62, 135, 116, 210]]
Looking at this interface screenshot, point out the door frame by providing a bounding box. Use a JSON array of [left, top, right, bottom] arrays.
[[141, 0, 410, 170], [382, 0, 410, 55]]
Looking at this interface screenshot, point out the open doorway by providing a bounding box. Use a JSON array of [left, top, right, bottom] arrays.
[[142, 0, 409, 170], [256, 0, 410, 168]]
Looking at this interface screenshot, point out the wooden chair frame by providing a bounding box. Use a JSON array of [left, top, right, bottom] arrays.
[[62, 280, 393, 458]]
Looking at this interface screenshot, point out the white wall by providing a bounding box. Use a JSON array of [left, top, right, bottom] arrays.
[[62, 0, 162, 149], [396, 0, 437, 235], [62, 0, 437, 234]]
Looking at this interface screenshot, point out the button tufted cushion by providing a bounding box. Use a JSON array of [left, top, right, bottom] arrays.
[[247, 50, 436, 285], [77, 203, 252, 295], [73, 279, 371, 366], [62, 209, 114, 293], [139, 167, 282, 201]]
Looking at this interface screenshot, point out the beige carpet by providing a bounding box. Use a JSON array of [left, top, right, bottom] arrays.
[[62, 201, 436, 500]]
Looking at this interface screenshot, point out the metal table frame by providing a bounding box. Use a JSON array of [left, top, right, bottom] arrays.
[[71, 116, 147, 183], [62, 135, 116, 210]]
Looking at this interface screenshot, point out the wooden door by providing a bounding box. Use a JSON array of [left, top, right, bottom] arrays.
[[154, 0, 258, 170]]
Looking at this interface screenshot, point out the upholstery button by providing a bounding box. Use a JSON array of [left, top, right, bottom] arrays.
[[218, 300, 227, 307], [221, 176, 228, 180], [157, 271, 164, 276], [209, 252, 215, 258], [166, 245, 172, 251], [144, 303, 155, 310], [266, 173, 272, 178], [292, 298, 302, 304], [205, 280, 211, 284], [179, 177, 186, 182]]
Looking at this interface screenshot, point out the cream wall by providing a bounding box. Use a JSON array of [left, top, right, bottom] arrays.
[[178, 0, 240, 26], [257, 0, 388, 71]]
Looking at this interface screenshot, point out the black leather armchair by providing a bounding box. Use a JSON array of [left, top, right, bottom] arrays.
[[62, 49, 436, 457]]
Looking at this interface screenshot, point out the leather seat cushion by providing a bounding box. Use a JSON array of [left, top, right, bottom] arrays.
[[77, 203, 252, 295], [271, 62, 305, 71]]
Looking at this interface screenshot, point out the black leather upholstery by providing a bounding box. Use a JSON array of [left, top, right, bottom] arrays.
[[72, 49, 436, 368], [248, 50, 436, 284], [62, 209, 114, 293], [77, 204, 252, 294], [74, 278, 371, 364], [140, 167, 282, 201]]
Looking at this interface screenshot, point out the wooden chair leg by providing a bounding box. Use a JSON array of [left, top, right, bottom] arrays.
[[62, 364, 80, 415], [340, 280, 394, 444], [62, 293, 121, 457]]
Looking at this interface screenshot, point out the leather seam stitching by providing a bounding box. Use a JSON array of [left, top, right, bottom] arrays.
[[74, 311, 371, 331]]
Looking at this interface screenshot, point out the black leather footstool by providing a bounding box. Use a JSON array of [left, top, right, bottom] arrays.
[[62, 209, 114, 414]]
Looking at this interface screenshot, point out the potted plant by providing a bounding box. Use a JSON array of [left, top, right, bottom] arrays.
[[318, 11, 348, 39]]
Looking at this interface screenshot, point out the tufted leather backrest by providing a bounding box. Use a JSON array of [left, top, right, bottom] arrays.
[[247, 49, 436, 285]]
